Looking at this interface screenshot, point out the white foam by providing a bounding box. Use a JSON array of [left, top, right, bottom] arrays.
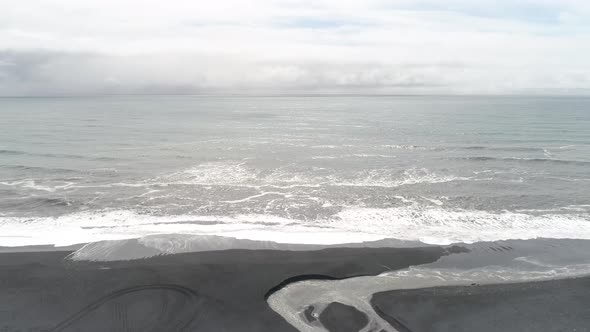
[[220, 191, 286, 203], [162, 161, 258, 186], [0, 210, 382, 247], [0, 179, 74, 192], [310, 145, 339, 149], [312, 154, 397, 160], [381, 144, 433, 150], [332, 206, 590, 245], [350, 153, 397, 158], [1, 206, 590, 247], [153, 162, 471, 188], [325, 168, 472, 188], [310, 156, 337, 160], [420, 196, 444, 206]]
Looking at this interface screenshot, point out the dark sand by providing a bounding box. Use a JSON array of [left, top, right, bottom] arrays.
[[372, 277, 590, 332], [319, 302, 369, 332], [3, 245, 588, 332], [0, 247, 448, 332]]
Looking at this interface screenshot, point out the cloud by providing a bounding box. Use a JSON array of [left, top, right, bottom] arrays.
[[0, 51, 454, 95], [0, 0, 589, 95]]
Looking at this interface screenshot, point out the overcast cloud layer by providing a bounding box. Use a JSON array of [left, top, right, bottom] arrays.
[[1, 0, 590, 95]]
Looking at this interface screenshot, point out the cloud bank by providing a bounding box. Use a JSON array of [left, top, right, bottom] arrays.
[[1, 0, 590, 95]]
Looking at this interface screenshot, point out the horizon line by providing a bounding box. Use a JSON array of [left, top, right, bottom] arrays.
[[2, 92, 590, 98]]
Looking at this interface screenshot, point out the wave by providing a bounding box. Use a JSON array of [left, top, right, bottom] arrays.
[[0, 211, 313, 247], [312, 154, 397, 160], [376, 144, 588, 154], [12, 196, 75, 208], [0, 179, 75, 192], [1, 205, 590, 247], [158, 162, 471, 188], [310, 156, 337, 160], [460, 156, 590, 166], [461, 146, 546, 152], [350, 154, 397, 158], [326, 168, 472, 188], [0, 149, 117, 161], [381, 144, 438, 151], [332, 207, 590, 245], [0, 165, 77, 173], [310, 145, 339, 149], [380, 145, 559, 153], [0, 149, 26, 155]]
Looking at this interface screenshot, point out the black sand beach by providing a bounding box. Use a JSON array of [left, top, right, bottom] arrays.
[[372, 277, 590, 332], [1, 245, 590, 332], [0, 246, 448, 332]]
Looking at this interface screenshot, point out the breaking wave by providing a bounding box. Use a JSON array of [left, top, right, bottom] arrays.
[[1, 205, 589, 247], [460, 156, 590, 166], [157, 162, 472, 188]]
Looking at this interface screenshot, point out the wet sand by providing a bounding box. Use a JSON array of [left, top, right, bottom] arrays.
[[371, 277, 590, 332], [0, 246, 447, 332]]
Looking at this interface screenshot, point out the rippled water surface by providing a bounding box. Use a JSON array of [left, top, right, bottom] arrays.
[[1, 95, 589, 246]]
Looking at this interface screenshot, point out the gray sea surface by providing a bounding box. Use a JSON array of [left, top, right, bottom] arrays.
[[1, 95, 589, 246]]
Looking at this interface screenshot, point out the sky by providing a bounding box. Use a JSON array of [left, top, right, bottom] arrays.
[[1, 0, 590, 96]]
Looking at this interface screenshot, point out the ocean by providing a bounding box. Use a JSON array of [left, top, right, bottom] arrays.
[[1, 95, 590, 247]]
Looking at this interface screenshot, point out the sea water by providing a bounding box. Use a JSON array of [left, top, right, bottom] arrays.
[[1, 95, 589, 246]]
